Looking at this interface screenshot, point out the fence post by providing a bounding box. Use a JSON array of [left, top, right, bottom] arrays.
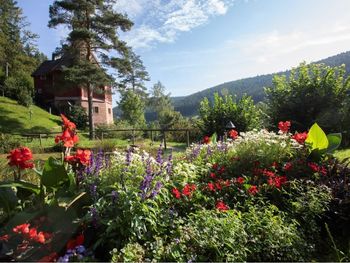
[[150, 130, 153, 142], [186, 130, 190, 147], [39, 134, 42, 147], [163, 131, 167, 150], [101, 132, 104, 141], [132, 129, 135, 145]]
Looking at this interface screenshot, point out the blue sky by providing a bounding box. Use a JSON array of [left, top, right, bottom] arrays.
[[18, 0, 350, 104]]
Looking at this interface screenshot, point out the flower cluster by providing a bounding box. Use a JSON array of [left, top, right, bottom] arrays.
[[65, 149, 92, 166], [172, 183, 197, 199], [55, 114, 79, 148], [12, 223, 51, 244], [7, 146, 34, 169], [278, 121, 291, 133], [228, 129, 239, 140]]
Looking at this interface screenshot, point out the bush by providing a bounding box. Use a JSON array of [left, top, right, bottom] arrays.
[[265, 63, 350, 136], [65, 105, 88, 130], [198, 92, 261, 137], [0, 134, 20, 153]]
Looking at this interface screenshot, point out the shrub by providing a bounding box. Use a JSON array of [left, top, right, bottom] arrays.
[[265, 63, 350, 137], [198, 92, 261, 137], [0, 133, 20, 153], [65, 105, 88, 130]]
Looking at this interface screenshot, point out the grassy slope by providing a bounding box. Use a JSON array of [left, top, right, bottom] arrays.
[[0, 96, 61, 134]]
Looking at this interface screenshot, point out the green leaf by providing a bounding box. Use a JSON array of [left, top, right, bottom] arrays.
[[327, 133, 342, 153], [305, 123, 329, 151], [0, 181, 40, 195], [41, 157, 68, 189], [211, 133, 217, 144]]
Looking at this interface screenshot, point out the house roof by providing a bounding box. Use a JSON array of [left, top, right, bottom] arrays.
[[31, 56, 72, 77]]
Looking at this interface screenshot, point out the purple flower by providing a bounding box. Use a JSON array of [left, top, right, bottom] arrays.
[[166, 150, 173, 174], [90, 207, 98, 228], [90, 184, 97, 198], [156, 144, 163, 165], [150, 181, 163, 198]]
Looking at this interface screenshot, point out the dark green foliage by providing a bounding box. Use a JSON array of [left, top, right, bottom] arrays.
[[265, 63, 350, 135], [198, 92, 260, 136], [65, 105, 88, 130], [0, 0, 46, 106]]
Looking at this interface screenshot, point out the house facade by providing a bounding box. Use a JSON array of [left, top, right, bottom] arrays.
[[31, 54, 114, 125]]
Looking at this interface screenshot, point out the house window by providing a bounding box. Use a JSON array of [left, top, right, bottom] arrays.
[[94, 106, 99, 113], [108, 108, 111, 114]]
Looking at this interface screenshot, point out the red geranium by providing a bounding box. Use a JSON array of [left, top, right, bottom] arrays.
[[283, 162, 293, 171], [203, 135, 211, 144], [13, 223, 30, 234], [182, 184, 196, 197], [210, 172, 216, 179], [212, 163, 218, 170], [248, 185, 259, 195], [236, 177, 245, 184], [7, 147, 34, 169], [268, 175, 287, 188], [292, 132, 308, 144], [278, 121, 291, 133], [216, 201, 229, 211], [207, 182, 216, 191], [0, 234, 9, 242], [172, 188, 181, 199], [228, 129, 238, 139]]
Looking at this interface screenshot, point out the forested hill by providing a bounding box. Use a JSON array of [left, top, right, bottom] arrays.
[[172, 51, 350, 117]]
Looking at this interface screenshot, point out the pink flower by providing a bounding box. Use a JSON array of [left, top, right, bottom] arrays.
[[292, 132, 308, 144]]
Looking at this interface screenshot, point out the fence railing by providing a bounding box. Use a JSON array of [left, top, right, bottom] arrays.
[[9, 128, 193, 149]]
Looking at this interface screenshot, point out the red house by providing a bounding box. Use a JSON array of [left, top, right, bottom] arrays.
[[32, 53, 114, 125]]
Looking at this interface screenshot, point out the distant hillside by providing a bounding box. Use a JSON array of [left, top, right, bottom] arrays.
[[172, 51, 350, 116], [0, 97, 61, 134]]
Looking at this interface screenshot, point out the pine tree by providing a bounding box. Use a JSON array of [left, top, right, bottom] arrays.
[[113, 47, 150, 98], [48, 0, 133, 139], [0, 0, 45, 104]]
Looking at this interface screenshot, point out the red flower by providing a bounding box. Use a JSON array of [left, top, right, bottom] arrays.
[[35, 231, 46, 244], [263, 169, 275, 177], [38, 252, 58, 262], [224, 180, 230, 187], [210, 172, 216, 179], [28, 228, 38, 239], [248, 185, 259, 195], [228, 129, 238, 139], [13, 223, 30, 234], [203, 136, 211, 144], [308, 162, 319, 172], [283, 162, 293, 171], [271, 162, 278, 168], [319, 166, 327, 176], [219, 166, 225, 174], [0, 234, 9, 242], [172, 188, 181, 199], [182, 184, 196, 197], [65, 149, 91, 166], [66, 233, 85, 250], [215, 181, 222, 191], [212, 163, 218, 170], [292, 132, 308, 144], [7, 147, 34, 169], [236, 177, 245, 184], [278, 121, 291, 133], [61, 114, 76, 130], [268, 176, 287, 188], [207, 182, 216, 191], [55, 115, 79, 148], [216, 201, 229, 211]]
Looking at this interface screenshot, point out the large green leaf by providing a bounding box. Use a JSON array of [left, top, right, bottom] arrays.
[[211, 133, 217, 144], [41, 157, 68, 189], [0, 181, 40, 195], [327, 133, 342, 153], [305, 123, 329, 151]]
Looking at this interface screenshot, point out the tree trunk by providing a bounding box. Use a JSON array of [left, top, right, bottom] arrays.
[[87, 84, 94, 140]]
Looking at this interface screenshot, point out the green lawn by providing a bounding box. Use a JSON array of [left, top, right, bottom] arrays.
[[0, 96, 61, 134]]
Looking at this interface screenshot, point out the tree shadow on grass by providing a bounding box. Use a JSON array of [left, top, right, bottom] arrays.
[[0, 108, 52, 134]]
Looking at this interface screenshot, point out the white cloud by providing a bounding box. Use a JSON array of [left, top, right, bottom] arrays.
[[116, 0, 234, 49]]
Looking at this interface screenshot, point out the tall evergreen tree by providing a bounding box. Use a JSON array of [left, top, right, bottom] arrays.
[[113, 47, 150, 97], [0, 0, 45, 105], [48, 0, 133, 139]]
